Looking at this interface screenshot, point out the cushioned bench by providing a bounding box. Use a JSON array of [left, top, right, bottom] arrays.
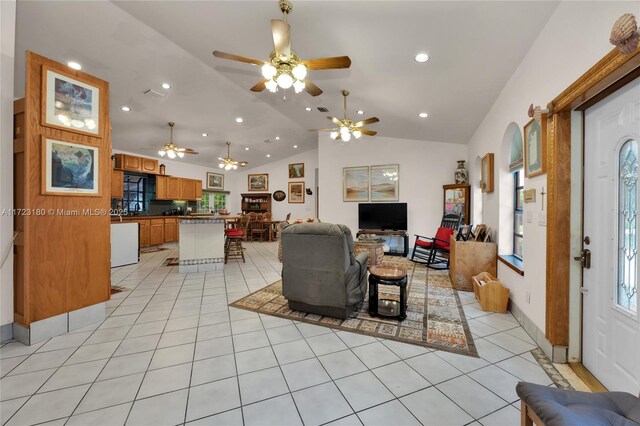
[[516, 382, 640, 426]]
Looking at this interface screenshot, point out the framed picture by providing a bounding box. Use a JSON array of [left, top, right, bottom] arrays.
[[289, 163, 304, 178], [524, 118, 547, 178], [288, 182, 305, 203], [42, 65, 102, 137], [206, 172, 224, 190], [41, 136, 99, 196], [481, 153, 494, 193], [443, 183, 470, 224], [248, 173, 269, 191], [370, 164, 399, 201], [343, 166, 369, 202]]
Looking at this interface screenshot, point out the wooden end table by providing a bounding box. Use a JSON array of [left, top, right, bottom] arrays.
[[368, 265, 408, 321]]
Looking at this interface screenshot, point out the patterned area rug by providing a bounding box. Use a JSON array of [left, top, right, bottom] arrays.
[[163, 257, 179, 266], [230, 257, 478, 357]]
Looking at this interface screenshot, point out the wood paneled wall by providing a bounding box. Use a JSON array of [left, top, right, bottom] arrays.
[[13, 51, 111, 326]]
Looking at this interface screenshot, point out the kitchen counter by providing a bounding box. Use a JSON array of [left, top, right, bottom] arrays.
[[110, 215, 220, 222], [178, 217, 225, 273]]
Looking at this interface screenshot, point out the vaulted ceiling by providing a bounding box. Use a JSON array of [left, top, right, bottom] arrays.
[[14, 1, 558, 168]]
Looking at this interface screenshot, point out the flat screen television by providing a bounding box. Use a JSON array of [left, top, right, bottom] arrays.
[[358, 203, 407, 231]]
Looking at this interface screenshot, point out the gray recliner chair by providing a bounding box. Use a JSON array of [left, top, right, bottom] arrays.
[[281, 223, 369, 319]]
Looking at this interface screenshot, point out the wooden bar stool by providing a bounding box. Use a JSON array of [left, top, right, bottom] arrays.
[[224, 228, 245, 263]]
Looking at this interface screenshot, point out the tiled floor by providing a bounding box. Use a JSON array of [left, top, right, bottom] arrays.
[[0, 242, 554, 426]]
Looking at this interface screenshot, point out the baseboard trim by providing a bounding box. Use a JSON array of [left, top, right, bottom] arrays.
[[509, 299, 568, 363], [0, 323, 13, 342]]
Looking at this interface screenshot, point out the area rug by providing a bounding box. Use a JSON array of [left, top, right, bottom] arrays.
[[140, 247, 169, 254], [163, 257, 179, 266], [230, 257, 478, 357], [110, 285, 128, 294]]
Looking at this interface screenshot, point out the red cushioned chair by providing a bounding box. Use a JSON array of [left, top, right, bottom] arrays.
[[411, 214, 461, 269]]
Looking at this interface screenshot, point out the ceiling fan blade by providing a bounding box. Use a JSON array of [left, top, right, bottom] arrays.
[[212, 51, 265, 66], [304, 79, 323, 96], [328, 116, 342, 126], [271, 19, 291, 57], [250, 79, 268, 92], [354, 117, 380, 127], [183, 149, 199, 154], [301, 56, 351, 70], [308, 128, 339, 132], [359, 129, 377, 136]]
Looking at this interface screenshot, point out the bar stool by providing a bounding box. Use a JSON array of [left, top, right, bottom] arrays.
[[224, 227, 245, 263]]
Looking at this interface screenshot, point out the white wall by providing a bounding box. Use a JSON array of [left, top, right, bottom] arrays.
[[318, 133, 467, 240], [466, 1, 636, 332], [0, 0, 16, 333], [228, 149, 318, 220]]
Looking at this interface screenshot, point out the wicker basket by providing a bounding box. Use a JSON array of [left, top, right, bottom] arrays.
[[355, 241, 385, 267]]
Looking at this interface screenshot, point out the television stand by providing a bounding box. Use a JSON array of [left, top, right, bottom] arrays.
[[356, 230, 409, 257]]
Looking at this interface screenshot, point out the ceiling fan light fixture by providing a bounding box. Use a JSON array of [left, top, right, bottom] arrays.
[[177, 151, 184, 158], [342, 132, 351, 142], [330, 132, 339, 140], [167, 150, 176, 159], [353, 130, 362, 139], [159, 150, 166, 157], [266, 79, 278, 93], [276, 73, 293, 89], [292, 64, 307, 80], [261, 63, 277, 79], [293, 79, 305, 93], [219, 163, 224, 169]]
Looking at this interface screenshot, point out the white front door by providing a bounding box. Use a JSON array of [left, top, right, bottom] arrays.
[[583, 78, 640, 393]]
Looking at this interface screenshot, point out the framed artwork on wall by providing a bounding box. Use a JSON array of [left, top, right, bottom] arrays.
[[524, 118, 547, 178], [443, 183, 470, 225], [248, 173, 269, 191], [288, 182, 305, 203], [41, 65, 102, 137], [370, 164, 399, 201], [481, 153, 494, 193], [206, 172, 224, 190], [41, 136, 100, 196], [343, 166, 369, 202], [289, 163, 304, 178]]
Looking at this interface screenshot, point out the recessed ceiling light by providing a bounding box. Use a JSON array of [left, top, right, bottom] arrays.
[[245, 147, 250, 151], [266, 154, 271, 158], [305, 107, 312, 112], [414, 53, 430, 63], [293, 145, 298, 149], [202, 133, 208, 137], [275, 136, 280, 140], [356, 110, 364, 115], [419, 112, 429, 118], [235, 117, 243, 123], [67, 61, 82, 70], [161, 82, 171, 89], [121, 106, 131, 112]]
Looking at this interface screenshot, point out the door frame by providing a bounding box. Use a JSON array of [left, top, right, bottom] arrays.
[[545, 46, 640, 362]]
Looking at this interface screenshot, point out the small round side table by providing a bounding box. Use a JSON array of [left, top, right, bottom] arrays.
[[368, 265, 408, 320]]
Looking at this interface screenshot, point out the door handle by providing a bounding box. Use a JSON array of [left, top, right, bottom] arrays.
[[574, 249, 591, 269]]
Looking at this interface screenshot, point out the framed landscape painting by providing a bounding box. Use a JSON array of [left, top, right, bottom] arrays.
[[289, 163, 304, 178], [370, 164, 399, 201], [288, 182, 305, 203], [42, 136, 99, 196], [248, 174, 269, 191], [206, 172, 224, 190], [524, 118, 547, 178], [42, 65, 102, 137], [343, 166, 369, 202]]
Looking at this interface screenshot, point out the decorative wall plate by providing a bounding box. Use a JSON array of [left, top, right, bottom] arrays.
[[273, 190, 286, 202]]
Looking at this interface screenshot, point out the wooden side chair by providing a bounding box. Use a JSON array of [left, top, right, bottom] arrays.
[[250, 213, 268, 242], [411, 214, 461, 269]]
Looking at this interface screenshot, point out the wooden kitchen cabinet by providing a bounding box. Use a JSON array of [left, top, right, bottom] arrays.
[[114, 153, 159, 174], [150, 219, 165, 246], [195, 182, 202, 200], [137, 219, 150, 248], [164, 218, 178, 243], [180, 179, 196, 201], [141, 158, 159, 174], [111, 169, 124, 198], [167, 177, 181, 200], [156, 175, 167, 199]]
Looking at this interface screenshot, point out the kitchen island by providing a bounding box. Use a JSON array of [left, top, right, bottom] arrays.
[[178, 216, 225, 273]]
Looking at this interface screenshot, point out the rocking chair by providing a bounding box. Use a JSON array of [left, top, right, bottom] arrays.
[[411, 214, 461, 269]]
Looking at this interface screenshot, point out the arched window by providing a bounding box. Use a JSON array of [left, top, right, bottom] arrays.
[[509, 126, 524, 259]]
